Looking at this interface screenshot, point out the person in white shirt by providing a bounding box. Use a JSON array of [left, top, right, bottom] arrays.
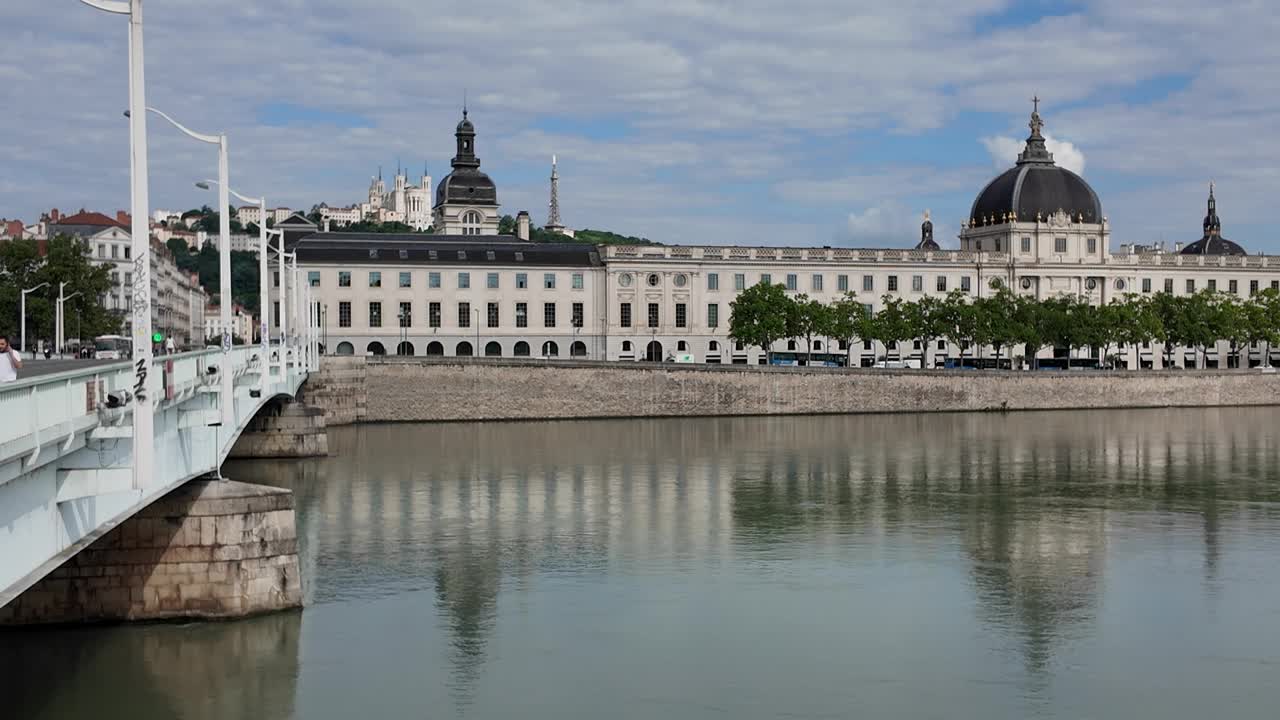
[[0, 336, 22, 382], [165, 337, 176, 355]]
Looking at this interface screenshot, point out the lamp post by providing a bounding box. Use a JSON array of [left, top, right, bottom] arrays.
[[79, 0, 153, 490], [139, 106, 233, 429], [20, 281, 49, 355], [56, 283, 82, 356], [199, 180, 269, 395]]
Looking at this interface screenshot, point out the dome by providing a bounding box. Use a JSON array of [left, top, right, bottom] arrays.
[[1181, 183, 1245, 256], [436, 169, 497, 207], [916, 209, 940, 251], [970, 102, 1102, 225], [435, 109, 499, 208]]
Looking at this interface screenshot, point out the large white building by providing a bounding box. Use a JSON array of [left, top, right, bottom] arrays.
[[236, 206, 295, 227], [300, 105, 1280, 369]]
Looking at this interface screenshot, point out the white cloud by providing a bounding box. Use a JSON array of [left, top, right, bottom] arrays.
[[846, 203, 918, 247], [981, 134, 1087, 175], [4, 1, 1280, 248]]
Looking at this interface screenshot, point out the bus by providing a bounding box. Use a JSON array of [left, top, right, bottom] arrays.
[[93, 335, 132, 360]]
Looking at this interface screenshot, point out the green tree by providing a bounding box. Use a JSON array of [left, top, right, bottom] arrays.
[[786, 295, 828, 366], [870, 296, 913, 363], [828, 295, 868, 367], [728, 281, 790, 363], [0, 235, 121, 345], [905, 295, 947, 370], [979, 288, 1019, 367]]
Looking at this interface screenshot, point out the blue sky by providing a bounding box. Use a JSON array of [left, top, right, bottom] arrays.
[[3, 1, 1279, 250]]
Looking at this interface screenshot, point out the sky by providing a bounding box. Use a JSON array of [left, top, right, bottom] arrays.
[[3, 0, 1280, 251]]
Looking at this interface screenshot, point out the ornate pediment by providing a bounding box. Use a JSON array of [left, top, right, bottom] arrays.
[[1049, 208, 1070, 228]]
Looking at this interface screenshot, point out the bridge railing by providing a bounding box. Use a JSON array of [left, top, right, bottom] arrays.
[[0, 347, 288, 469]]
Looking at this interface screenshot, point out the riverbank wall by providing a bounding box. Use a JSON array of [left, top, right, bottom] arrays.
[[307, 356, 1280, 423]]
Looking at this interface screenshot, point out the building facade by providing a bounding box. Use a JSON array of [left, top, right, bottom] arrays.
[[320, 168, 431, 231], [299, 105, 1280, 369]]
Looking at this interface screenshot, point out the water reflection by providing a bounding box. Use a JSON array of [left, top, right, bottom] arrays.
[[10, 408, 1280, 719], [3, 611, 300, 719]]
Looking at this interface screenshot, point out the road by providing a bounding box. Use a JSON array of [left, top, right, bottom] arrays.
[[15, 358, 123, 379]]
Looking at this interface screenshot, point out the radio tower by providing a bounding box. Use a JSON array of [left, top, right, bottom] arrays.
[[546, 154, 565, 233]]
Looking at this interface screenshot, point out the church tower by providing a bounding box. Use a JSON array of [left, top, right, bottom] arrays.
[[432, 108, 500, 235]]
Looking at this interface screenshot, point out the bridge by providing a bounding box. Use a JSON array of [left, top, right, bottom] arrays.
[[0, 345, 311, 612]]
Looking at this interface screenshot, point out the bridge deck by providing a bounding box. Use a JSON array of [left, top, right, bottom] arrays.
[[0, 345, 309, 606]]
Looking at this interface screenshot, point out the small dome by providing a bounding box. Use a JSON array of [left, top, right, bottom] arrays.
[[970, 101, 1102, 225], [1181, 183, 1245, 256]]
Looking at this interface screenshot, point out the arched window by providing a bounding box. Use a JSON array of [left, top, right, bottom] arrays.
[[485, 341, 502, 357], [542, 341, 559, 357], [677, 340, 688, 351], [570, 341, 587, 357], [336, 341, 354, 356], [366, 341, 386, 356], [426, 341, 444, 356], [461, 210, 483, 236], [513, 341, 531, 357], [708, 341, 720, 352], [396, 341, 414, 356], [456, 341, 473, 357], [787, 340, 797, 351]]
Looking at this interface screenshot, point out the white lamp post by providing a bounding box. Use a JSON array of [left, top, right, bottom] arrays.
[[140, 107, 233, 429], [56, 282, 82, 356], [80, 0, 154, 491], [20, 282, 49, 355], [199, 181, 269, 396]]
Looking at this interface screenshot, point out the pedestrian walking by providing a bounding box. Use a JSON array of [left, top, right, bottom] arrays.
[[0, 336, 22, 383], [165, 336, 176, 355]]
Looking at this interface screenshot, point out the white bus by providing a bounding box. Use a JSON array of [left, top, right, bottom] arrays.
[[93, 335, 132, 360]]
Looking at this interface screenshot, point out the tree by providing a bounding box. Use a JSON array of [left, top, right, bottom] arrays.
[[728, 281, 791, 363], [979, 288, 1019, 368], [1011, 294, 1048, 369], [828, 295, 866, 367], [1113, 295, 1163, 370], [905, 295, 947, 370], [0, 235, 120, 345], [786, 295, 828, 366], [870, 296, 913, 364], [939, 290, 978, 366]]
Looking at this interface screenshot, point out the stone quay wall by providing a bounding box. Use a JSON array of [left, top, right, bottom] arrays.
[[301, 356, 366, 426], [0, 480, 302, 625], [316, 357, 1280, 423], [229, 401, 330, 458]]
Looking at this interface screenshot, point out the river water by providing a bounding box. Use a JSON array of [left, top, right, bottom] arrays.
[[6, 409, 1280, 719]]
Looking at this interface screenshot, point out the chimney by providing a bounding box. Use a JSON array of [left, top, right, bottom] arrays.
[[516, 210, 530, 242], [117, 210, 130, 225]]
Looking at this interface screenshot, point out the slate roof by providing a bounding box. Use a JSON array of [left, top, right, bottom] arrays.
[[293, 233, 602, 267]]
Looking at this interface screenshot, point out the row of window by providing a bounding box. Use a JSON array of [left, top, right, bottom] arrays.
[[973, 237, 1099, 254], [336, 301, 585, 329], [313, 270, 586, 290], [669, 272, 979, 295], [96, 243, 132, 260], [337, 338, 587, 357], [618, 302, 717, 329], [1138, 278, 1280, 295]]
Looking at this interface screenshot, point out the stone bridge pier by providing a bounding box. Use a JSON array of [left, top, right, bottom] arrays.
[[0, 480, 302, 625]]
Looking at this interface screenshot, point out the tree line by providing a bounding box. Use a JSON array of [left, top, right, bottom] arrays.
[[728, 280, 1280, 369]]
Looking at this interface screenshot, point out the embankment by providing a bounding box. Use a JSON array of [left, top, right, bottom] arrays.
[[306, 356, 1280, 424]]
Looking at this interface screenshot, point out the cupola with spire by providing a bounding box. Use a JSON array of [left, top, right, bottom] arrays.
[[434, 107, 498, 210], [916, 209, 940, 251], [969, 98, 1102, 226], [1180, 182, 1246, 255]]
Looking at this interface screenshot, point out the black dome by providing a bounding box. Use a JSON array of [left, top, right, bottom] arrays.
[[1181, 184, 1245, 256], [436, 168, 497, 207], [970, 103, 1102, 225]]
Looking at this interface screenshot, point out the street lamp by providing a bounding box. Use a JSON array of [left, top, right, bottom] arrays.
[[56, 282, 82, 356], [135, 105, 233, 429], [20, 281, 49, 355], [473, 307, 480, 357], [79, 0, 154, 491], [267, 238, 296, 379], [198, 180, 269, 396]]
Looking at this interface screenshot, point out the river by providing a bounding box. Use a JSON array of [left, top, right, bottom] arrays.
[[6, 409, 1280, 718]]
